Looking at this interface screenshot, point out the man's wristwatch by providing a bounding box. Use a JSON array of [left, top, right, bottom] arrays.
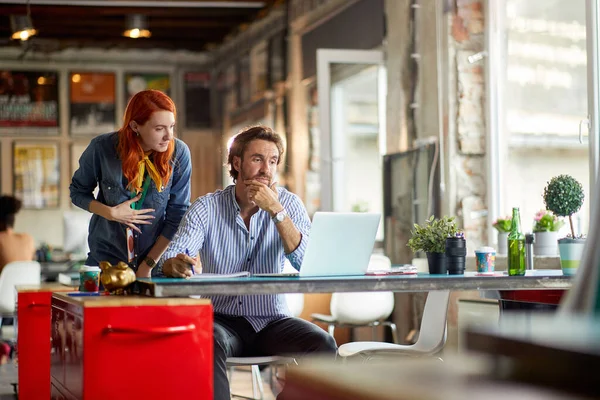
[[143, 256, 157, 269], [272, 209, 287, 224]]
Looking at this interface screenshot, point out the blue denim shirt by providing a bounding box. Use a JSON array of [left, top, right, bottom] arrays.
[[70, 132, 191, 270]]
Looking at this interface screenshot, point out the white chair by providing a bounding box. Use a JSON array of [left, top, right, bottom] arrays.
[[227, 355, 297, 400], [0, 261, 41, 328], [227, 291, 304, 400], [337, 290, 451, 361], [311, 254, 398, 343]]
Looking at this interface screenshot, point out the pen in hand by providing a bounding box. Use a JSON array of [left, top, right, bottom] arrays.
[[185, 248, 195, 275]]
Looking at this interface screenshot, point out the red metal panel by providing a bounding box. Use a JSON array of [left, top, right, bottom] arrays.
[[18, 291, 54, 400], [82, 304, 213, 399], [50, 295, 213, 400], [499, 289, 566, 305]]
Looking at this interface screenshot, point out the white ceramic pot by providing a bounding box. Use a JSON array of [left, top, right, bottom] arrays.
[[533, 231, 559, 256], [558, 238, 586, 276], [497, 231, 508, 255]]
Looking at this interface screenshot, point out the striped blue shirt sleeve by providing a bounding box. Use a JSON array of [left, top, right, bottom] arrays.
[[156, 197, 206, 276], [284, 192, 311, 270]]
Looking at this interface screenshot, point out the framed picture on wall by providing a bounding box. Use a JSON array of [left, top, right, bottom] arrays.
[[184, 71, 211, 129], [0, 70, 59, 133], [13, 141, 60, 208], [124, 73, 170, 107], [70, 72, 116, 135]]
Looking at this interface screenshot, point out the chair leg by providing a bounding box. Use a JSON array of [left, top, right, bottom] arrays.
[[251, 365, 264, 399], [230, 365, 262, 400], [386, 322, 399, 344], [327, 324, 335, 338]]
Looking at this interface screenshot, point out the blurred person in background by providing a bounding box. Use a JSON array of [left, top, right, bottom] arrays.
[[0, 195, 35, 273], [0, 195, 35, 363]]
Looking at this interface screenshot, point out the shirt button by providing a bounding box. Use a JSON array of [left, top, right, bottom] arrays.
[[107, 186, 111, 190], [238, 301, 242, 305], [247, 258, 251, 262], [251, 237, 254, 240]]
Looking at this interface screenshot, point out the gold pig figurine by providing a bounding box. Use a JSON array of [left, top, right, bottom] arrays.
[[99, 261, 136, 295]]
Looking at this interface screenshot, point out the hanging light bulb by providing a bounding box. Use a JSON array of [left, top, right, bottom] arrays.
[[10, 15, 37, 41], [123, 14, 151, 39]]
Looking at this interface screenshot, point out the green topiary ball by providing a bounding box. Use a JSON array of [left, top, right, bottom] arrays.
[[543, 175, 584, 217]]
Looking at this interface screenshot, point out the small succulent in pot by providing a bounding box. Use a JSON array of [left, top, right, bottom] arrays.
[[543, 175, 585, 239], [532, 210, 565, 233], [492, 215, 512, 233], [407, 215, 459, 254]]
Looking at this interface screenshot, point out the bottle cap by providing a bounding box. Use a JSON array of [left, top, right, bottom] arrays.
[[525, 233, 534, 244]]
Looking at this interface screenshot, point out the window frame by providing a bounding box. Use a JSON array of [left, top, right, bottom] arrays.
[[485, 0, 600, 245]]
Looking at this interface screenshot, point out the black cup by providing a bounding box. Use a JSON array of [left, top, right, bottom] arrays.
[[446, 237, 466, 275]]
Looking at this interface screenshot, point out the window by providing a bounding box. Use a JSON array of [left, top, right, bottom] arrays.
[[489, 0, 593, 239]]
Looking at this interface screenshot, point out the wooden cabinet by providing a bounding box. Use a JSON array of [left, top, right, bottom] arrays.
[[17, 284, 77, 400], [50, 294, 213, 400]]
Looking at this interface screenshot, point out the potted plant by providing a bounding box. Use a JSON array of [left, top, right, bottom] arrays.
[[532, 210, 564, 256], [543, 175, 585, 276], [407, 215, 458, 274], [492, 215, 512, 255]]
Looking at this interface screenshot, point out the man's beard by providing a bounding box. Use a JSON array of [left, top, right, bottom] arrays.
[[240, 168, 271, 185]]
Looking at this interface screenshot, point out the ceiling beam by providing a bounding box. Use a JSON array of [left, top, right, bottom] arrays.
[[19, 37, 214, 50], [0, 5, 255, 17], [0, 1, 265, 8], [3, 17, 247, 28], [26, 27, 230, 39]]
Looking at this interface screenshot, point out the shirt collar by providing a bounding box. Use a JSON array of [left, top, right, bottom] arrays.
[[227, 184, 241, 213]]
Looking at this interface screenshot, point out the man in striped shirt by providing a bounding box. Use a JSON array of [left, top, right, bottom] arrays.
[[157, 125, 337, 400]]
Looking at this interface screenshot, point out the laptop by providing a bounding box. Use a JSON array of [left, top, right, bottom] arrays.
[[254, 212, 381, 277]]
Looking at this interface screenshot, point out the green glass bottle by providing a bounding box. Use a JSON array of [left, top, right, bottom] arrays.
[[507, 207, 526, 276]]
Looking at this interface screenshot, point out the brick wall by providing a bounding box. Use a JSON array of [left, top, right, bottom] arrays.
[[450, 0, 487, 252]]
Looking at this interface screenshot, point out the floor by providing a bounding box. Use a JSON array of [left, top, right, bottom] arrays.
[[0, 362, 276, 399], [0, 326, 276, 399]]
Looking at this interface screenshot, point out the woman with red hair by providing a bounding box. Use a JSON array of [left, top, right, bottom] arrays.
[[70, 90, 191, 278]]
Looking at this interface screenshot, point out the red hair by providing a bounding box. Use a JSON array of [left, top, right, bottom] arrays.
[[117, 90, 176, 191]]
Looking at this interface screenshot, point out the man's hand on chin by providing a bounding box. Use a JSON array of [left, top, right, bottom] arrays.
[[244, 179, 281, 215]]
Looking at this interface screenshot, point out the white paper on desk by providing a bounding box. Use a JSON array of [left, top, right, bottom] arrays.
[[525, 269, 563, 276], [189, 271, 250, 279]]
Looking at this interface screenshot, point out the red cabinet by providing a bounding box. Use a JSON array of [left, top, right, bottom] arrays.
[[50, 293, 213, 400], [17, 284, 77, 400]]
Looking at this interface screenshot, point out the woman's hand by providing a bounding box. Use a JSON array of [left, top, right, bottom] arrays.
[[136, 261, 153, 278], [109, 193, 155, 233]]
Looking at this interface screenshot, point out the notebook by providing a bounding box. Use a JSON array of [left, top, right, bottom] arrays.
[[254, 211, 381, 278], [189, 271, 250, 279]]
